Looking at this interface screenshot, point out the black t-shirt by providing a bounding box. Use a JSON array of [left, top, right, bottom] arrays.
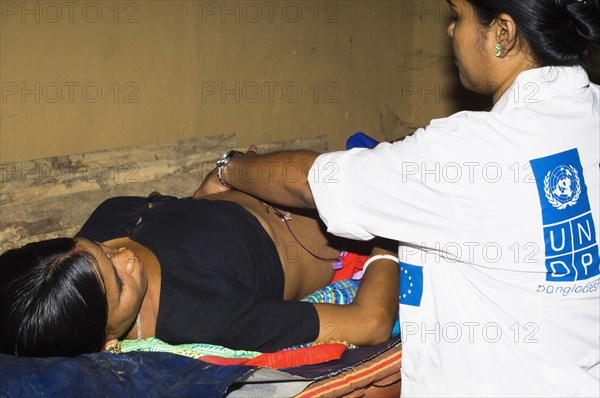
[[76, 196, 319, 352]]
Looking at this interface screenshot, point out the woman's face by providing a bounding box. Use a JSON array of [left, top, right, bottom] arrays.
[[75, 238, 148, 340], [447, 0, 497, 95]]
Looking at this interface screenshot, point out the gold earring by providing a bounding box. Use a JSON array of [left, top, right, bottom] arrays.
[[104, 340, 122, 354], [494, 43, 502, 57]]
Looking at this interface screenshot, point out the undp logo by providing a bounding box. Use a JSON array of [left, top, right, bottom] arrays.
[[531, 148, 599, 282], [544, 165, 581, 210]]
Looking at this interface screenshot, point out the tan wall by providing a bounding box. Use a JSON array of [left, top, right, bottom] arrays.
[[1, 0, 475, 163]]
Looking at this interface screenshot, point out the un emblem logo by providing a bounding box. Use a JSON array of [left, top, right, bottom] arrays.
[[544, 165, 581, 210]]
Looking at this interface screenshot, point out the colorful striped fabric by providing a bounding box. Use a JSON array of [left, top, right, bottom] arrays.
[[295, 344, 402, 398], [119, 337, 261, 359], [199, 342, 349, 368], [302, 279, 360, 305], [117, 338, 349, 369]]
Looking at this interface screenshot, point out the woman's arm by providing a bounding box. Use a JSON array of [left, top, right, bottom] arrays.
[[313, 239, 399, 346]]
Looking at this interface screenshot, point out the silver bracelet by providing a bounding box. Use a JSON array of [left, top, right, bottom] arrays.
[[362, 254, 399, 275], [217, 164, 231, 188], [216, 150, 244, 188]]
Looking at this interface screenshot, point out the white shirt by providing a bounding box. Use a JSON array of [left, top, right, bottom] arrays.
[[309, 66, 600, 396]]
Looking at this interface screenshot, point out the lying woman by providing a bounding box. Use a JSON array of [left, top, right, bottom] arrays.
[[0, 189, 399, 357]]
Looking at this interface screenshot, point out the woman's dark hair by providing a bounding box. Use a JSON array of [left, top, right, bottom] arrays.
[[467, 0, 600, 71], [0, 238, 108, 357]]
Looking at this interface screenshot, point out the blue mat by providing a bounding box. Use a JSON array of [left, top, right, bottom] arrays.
[[0, 351, 251, 397], [1, 336, 401, 397]]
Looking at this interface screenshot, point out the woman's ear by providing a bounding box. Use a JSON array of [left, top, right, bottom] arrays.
[[494, 13, 518, 57], [113, 248, 135, 273]]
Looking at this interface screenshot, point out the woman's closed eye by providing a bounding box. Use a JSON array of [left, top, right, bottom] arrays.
[[113, 267, 123, 296], [447, 0, 458, 21], [93, 241, 124, 297]]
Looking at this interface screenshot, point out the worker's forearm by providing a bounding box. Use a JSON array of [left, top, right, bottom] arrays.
[[352, 242, 399, 340], [222, 150, 319, 208], [313, 239, 399, 346]]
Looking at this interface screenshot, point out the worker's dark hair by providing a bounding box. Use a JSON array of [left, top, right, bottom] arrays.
[[468, 0, 600, 71]]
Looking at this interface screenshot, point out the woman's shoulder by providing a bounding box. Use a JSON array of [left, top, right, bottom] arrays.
[[95, 196, 149, 210], [75, 196, 149, 241], [87, 196, 150, 223]]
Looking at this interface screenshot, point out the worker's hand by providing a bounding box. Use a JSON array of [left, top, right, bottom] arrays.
[[192, 145, 257, 199]]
